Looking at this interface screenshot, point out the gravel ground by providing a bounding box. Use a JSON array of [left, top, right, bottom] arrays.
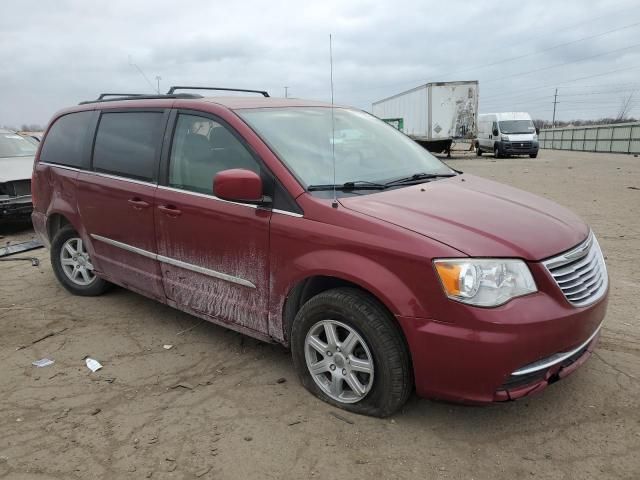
[[0, 149, 638, 479]]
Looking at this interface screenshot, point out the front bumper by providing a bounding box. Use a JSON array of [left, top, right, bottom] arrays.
[[0, 195, 32, 218], [396, 276, 608, 404], [497, 140, 538, 155]]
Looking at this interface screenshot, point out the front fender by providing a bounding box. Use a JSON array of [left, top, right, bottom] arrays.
[[268, 247, 434, 342]]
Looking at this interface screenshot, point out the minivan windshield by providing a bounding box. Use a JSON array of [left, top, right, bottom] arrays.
[[238, 107, 453, 188], [498, 120, 535, 134], [0, 133, 38, 157]]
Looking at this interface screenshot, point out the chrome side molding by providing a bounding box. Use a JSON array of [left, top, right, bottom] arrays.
[[90, 234, 256, 289]]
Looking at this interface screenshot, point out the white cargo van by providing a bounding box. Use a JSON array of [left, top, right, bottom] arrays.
[[476, 112, 539, 158]]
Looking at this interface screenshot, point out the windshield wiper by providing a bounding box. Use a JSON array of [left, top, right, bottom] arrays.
[[384, 172, 457, 187], [307, 180, 388, 192]]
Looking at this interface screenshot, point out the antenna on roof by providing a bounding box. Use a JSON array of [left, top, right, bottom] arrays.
[[329, 34, 338, 209]]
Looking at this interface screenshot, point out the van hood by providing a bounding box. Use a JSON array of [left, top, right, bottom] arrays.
[[339, 174, 589, 261], [0, 156, 35, 183]]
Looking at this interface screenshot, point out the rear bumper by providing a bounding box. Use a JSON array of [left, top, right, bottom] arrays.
[[397, 286, 608, 404], [0, 195, 32, 218], [497, 140, 538, 155], [31, 210, 50, 247]]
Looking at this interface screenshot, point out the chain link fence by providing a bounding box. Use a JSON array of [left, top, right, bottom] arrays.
[[539, 122, 640, 154]]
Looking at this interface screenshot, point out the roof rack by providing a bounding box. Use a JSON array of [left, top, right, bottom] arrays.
[[167, 86, 270, 97], [78, 93, 203, 105], [97, 93, 146, 100]]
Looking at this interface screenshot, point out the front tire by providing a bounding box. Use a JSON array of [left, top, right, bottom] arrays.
[[51, 225, 110, 296], [476, 143, 482, 156], [291, 288, 412, 417], [494, 144, 501, 158], [530, 152, 538, 158]]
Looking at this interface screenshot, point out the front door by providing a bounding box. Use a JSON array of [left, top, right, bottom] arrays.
[[154, 112, 271, 334]]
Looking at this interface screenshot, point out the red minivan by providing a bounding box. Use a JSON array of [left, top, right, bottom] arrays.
[[31, 88, 608, 416]]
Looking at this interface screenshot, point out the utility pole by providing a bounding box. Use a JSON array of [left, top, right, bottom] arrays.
[[155, 76, 162, 95], [284, 86, 289, 98], [552, 88, 558, 128]]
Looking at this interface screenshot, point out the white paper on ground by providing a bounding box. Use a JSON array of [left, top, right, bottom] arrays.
[[32, 358, 55, 367], [85, 358, 103, 372]]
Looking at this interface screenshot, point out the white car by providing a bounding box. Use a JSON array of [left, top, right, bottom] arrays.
[[0, 128, 37, 219]]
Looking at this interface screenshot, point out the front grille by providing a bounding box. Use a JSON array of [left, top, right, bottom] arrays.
[[12, 180, 31, 196], [0, 180, 31, 197], [509, 141, 532, 150], [543, 233, 608, 307]]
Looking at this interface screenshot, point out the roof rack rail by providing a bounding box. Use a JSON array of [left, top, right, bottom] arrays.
[[97, 93, 146, 100], [167, 86, 270, 97], [78, 93, 203, 105]]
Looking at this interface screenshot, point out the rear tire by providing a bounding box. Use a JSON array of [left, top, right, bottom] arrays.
[[291, 288, 412, 417], [475, 144, 482, 156], [51, 225, 110, 296]]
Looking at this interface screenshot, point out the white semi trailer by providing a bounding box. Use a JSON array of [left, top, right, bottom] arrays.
[[372, 80, 479, 157]]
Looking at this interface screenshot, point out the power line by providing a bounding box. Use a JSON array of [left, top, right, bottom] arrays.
[[480, 64, 640, 101], [483, 42, 640, 84], [350, 11, 640, 98], [440, 20, 640, 79]]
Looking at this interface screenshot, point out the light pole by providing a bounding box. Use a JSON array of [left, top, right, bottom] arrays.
[[284, 86, 289, 98], [156, 76, 162, 95]]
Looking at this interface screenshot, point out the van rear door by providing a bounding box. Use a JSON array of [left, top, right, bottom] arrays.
[[76, 110, 168, 301]]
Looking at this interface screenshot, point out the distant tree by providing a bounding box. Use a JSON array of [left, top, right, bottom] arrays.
[[616, 92, 634, 122]]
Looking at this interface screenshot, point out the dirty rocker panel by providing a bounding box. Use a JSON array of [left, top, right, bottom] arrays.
[[89, 234, 256, 289]]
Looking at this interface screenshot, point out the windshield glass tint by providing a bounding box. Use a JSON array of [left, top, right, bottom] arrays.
[[238, 108, 452, 186], [0, 133, 38, 157], [499, 120, 535, 134]]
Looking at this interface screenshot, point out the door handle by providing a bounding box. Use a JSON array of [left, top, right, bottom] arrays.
[[128, 198, 150, 209], [158, 205, 182, 217]]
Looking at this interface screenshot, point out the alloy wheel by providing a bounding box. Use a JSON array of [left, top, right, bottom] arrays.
[[60, 237, 96, 286], [304, 320, 375, 403]]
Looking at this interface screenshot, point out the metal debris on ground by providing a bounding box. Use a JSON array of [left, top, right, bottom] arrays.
[[0, 256, 39, 266], [0, 239, 43, 257], [32, 358, 55, 367], [85, 357, 103, 372]]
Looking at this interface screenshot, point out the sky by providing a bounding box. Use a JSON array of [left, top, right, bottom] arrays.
[[1, 0, 639, 128]]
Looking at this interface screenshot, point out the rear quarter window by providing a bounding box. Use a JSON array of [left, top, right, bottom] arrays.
[[40, 111, 94, 168], [92, 112, 164, 182]]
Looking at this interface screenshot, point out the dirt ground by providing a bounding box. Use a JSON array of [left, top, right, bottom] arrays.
[[1, 149, 638, 480]]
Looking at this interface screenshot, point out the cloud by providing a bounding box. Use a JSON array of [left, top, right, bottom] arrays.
[[1, 0, 639, 126]]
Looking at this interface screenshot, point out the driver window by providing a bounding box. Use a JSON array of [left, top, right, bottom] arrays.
[[169, 114, 260, 194]]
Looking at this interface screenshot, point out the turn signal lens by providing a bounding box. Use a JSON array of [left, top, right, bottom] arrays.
[[434, 263, 461, 296]]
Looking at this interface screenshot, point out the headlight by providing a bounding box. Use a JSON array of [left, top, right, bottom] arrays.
[[501, 135, 510, 141], [433, 259, 537, 307]]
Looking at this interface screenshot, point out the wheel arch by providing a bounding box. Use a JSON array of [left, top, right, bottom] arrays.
[[281, 273, 409, 349], [46, 212, 73, 241]]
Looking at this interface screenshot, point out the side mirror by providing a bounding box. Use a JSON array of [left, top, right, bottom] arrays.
[[535, 127, 540, 135], [492, 129, 499, 136], [214, 169, 265, 204]]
